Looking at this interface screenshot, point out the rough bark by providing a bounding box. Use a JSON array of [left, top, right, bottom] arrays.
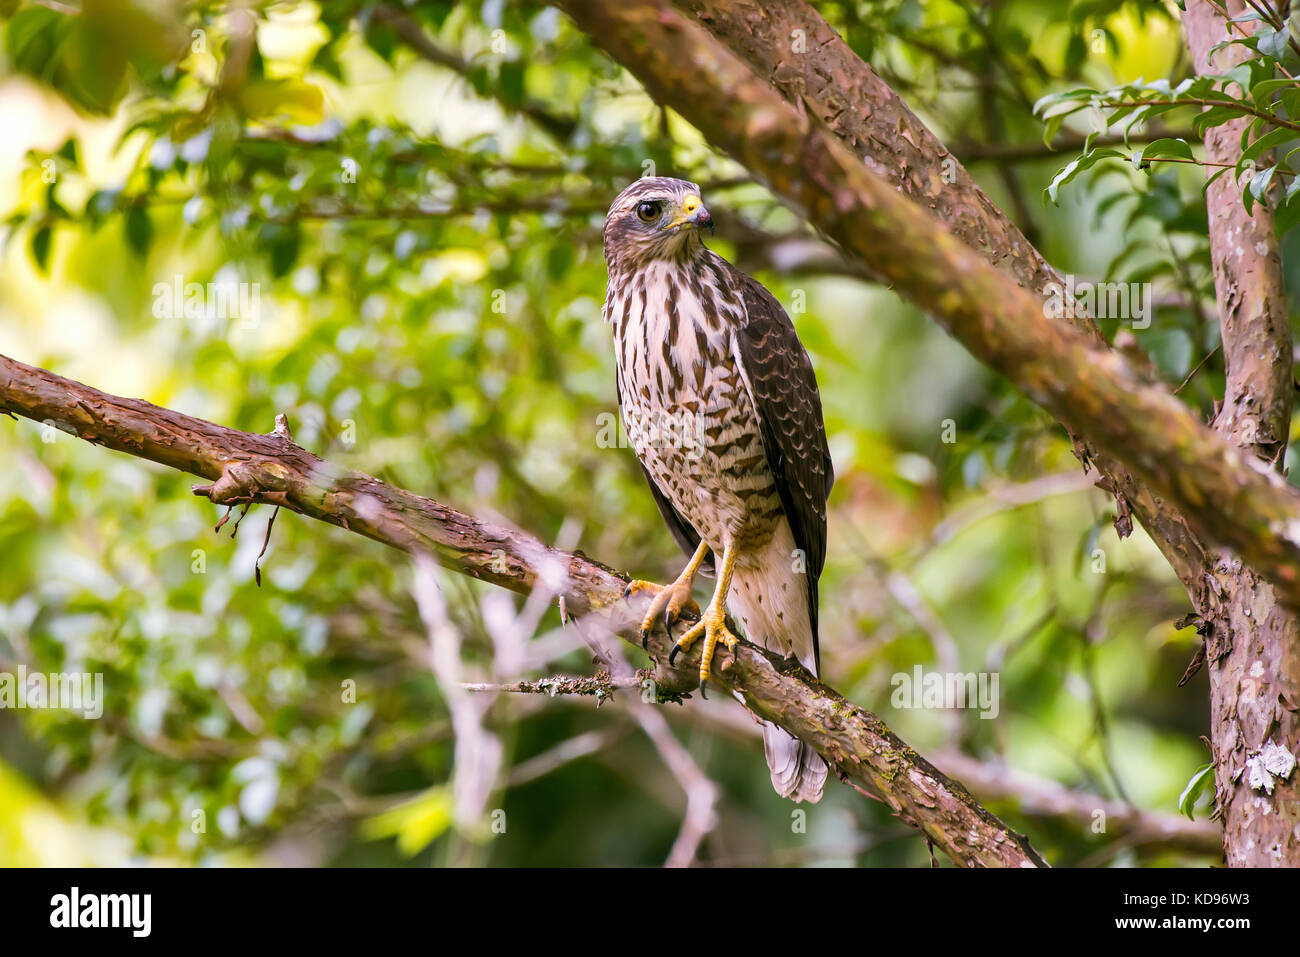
[[676, 0, 1207, 595], [1182, 0, 1300, 867], [0, 352, 1046, 868], [556, 0, 1300, 610]]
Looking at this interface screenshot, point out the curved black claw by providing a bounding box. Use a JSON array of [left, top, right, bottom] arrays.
[[639, 627, 650, 650], [699, 678, 708, 700], [668, 642, 682, 667], [623, 582, 633, 599]]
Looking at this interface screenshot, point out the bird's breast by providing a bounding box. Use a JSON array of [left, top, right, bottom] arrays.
[[607, 262, 783, 550]]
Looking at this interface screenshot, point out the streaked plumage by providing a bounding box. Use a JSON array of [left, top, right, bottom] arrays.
[[602, 177, 834, 802]]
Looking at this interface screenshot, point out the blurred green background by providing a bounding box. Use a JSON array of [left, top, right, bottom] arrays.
[[0, 0, 1270, 866]]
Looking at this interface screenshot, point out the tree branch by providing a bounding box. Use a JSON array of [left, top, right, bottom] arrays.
[[0, 352, 1046, 868], [556, 0, 1300, 611]]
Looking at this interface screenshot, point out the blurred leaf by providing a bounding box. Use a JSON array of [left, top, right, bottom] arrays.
[[361, 788, 454, 857]]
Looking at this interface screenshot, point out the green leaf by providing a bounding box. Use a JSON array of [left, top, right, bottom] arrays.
[[1250, 77, 1297, 106], [1242, 125, 1296, 165], [1132, 137, 1195, 169], [361, 787, 453, 856], [260, 223, 302, 278], [1042, 112, 1066, 148], [1178, 763, 1215, 820], [124, 206, 152, 258], [1249, 164, 1278, 205], [1274, 188, 1300, 235], [1032, 87, 1098, 117], [1194, 104, 1247, 136], [1044, 148, 1124, 205], [1206, 164, 1233, 190], [498, 61, 526, 106], [30, 224, 51, 272], [1258, 24, 1291, 62]]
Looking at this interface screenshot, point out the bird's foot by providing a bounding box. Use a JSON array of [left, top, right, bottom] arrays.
[[624, 578, 700, 649], [667, 604, 738, 699]]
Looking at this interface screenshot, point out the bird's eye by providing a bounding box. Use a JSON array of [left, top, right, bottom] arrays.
[[635, 201, 662, 223]]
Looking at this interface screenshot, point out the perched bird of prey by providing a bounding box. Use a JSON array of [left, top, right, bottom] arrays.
[[602, 177, 834, 803]]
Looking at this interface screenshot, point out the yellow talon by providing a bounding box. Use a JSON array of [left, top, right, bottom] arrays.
[[626, 540, 710, 649], [669, 605, 739, 688], [630, 578, 700, 645], [666, 541, 740, 698]]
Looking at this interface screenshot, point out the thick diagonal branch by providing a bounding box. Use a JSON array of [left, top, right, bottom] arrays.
[[0, 352, 1045, 868], [556, 0, 1300, 609]]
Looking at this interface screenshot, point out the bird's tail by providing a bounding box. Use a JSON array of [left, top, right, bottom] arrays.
[[728, 528, 828, 803], [762, 722, 828, 803]]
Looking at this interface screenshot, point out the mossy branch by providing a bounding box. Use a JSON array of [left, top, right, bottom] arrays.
[[0, 352, 1046, 868]]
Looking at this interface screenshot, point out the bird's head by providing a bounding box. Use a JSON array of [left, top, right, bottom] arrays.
[[602, 177, 713, 270]]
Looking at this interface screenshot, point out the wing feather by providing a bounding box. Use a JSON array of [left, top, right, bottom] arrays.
[[729, 268, 833, 670]]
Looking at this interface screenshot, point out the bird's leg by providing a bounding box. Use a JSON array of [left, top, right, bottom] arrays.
[[624, 539, 709, 648], [667, 542, 740, 696]]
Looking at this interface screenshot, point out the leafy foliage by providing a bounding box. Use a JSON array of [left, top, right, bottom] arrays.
[[1035, 14, 1300, 233]]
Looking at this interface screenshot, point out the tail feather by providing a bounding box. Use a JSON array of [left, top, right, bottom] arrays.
[[762, 722, 827, 803], [729, 519, 827, 803]]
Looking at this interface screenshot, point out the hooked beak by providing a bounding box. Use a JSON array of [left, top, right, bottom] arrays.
[[668, 194, 713, 234]]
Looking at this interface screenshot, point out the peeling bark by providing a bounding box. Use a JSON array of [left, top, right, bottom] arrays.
[[1182, 0, 1300, 867], [0, 352, 1046, 868], [1200, 557, 1300, 865]]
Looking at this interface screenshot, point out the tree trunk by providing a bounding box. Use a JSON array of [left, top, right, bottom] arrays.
[[1182, 0, 1300, 866]]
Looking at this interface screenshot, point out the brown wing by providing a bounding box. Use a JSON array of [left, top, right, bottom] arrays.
[[616, 376, 716, 578], [730, 268, 833, 669]]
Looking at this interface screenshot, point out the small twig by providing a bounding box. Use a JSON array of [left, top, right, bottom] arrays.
[[213, 504, 236, 533], [1174, 344, 1223, 395], [228, 502, 252, 538], [254, 507, 280, 587]]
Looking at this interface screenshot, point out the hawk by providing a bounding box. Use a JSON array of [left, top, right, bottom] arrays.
[[602, 177, 834, 803]]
